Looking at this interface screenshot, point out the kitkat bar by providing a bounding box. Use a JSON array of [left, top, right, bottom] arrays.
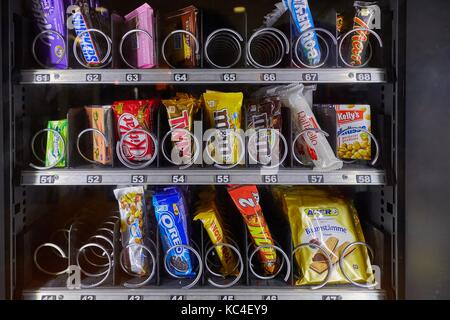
[[113, 100, 159, 163], [227, 185, 278, 275], [31, 0, 68, 68]]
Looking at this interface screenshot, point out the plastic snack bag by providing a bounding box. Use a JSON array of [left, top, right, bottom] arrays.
[[114, 186, 148, 276]]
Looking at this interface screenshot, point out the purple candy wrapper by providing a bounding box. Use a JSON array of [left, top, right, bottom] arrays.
[[31, 0, 68, 69]]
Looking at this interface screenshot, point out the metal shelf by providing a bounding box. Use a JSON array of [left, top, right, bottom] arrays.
[[19, 68, 387, 85], [23, 287, 386, 300], [21, 166, 385, 186]]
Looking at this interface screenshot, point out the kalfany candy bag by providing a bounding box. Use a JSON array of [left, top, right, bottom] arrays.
[[279, 84, 343, 171]]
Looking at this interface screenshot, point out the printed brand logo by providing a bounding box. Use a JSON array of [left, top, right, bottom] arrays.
[[305, 208, 339, 216], [31, 0, 55, 47], [70, 10, 100, 63], [351, 17, 370, 65], [118, 113, 151, 159], [293, 0, 320, 62], [169, 110, 192, 158], [337, 110, 364, 123], [160, 212, 184, 255], [213, 109, 233, 162], [305, 224, 347, 235]]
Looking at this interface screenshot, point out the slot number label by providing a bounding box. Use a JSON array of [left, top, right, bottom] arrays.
[[170, 295, 185, 301], [216, 175, 230, 183], [322, 295, 342, 300], [174, 73, 188, 82], [128, 295, 144, 301], [131, 175, 146, 184], [80, 295, 96, 300], [356, 175, 372, 184], [261, 73, 277, 82], [34, 74, 51, 83], [41, 295, 57, 300], [126, 74, 141, 82], [86, 73, 101, 82], [222, 73, 236, 82], [172, 175, 186, 184], [302, 73, 318, 81], [87, 175, 102, 184], [263, 295, 278, 300], [308, 175, 324, 184], [263, 175, 278, 183], [39, 175, 56, 184], [356, 73, 372, 81]]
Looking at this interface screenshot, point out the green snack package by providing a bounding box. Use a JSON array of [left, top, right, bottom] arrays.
[[45, 119, 68, 168]]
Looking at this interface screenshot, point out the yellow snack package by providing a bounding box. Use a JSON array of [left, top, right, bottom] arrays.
[[282, 192, 374, 286], [194, 205, 238, 276], [202, 91, 243, 165]]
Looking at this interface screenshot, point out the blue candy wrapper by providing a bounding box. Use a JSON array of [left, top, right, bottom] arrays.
[[287, 0, 322, 66], [153, 188, 195, 278]]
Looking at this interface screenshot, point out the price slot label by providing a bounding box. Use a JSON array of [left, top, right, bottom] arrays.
[[128, 295, 144, 301], [216, 175, 230, 183], [356, 175, 372, 184], [261, 73, 277, 82], [356, 73, 372, 81], [174, 73, 189, 82], [308, 175, 324, 184], [222, 73, 236, 82], [41, 295, 57, 300], [86, 73, 102, 82], [263, 175, 278, 183], [263, 295, 278, 300], [131, 175, 146, 184], [39, 175, 56, 184], [87, 175, 102, 184], [172, 175, 186, 184], [302, 73, 318, 81], [322, 295, 342, 300], [35, 74, 51, 83], [170, 295, 185, 301], [126, 73, 141, 82], [80, 295, 96, 300], [220, 295, 235, 300]]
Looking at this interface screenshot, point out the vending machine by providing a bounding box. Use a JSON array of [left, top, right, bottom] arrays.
[[0, 0, 448, 301]]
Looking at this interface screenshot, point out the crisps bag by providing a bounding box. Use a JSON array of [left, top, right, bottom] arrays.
[[282, 192, 374, 286]]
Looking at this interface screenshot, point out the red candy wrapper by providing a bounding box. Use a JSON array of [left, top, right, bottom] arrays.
[[113, 100, 159, 162]]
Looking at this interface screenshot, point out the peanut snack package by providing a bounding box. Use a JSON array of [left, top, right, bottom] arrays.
[[194, 188, 238, 276], [227, 185, 278, 275], [280, 189, 374, 286], [114, 186, 148, 276], [203, 91, 243, 166]]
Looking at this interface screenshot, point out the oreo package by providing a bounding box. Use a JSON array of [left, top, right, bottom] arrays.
[[31, 0, 68, 68], [153, 187, 195, 278]]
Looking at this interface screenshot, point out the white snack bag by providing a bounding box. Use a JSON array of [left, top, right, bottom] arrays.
[[278, 84, 343, 171]]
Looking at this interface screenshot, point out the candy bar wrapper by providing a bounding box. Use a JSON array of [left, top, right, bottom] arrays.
[[166, 5, 199, 68], [124, 3, 156, 69], [349, 1, 380, 66], [114, 186, 148, 276], [85, 105, 114, 165], [31, 0, 68, 69], [194, 201, 238, 276], [246, 96, 283, 165], [67, 0, 111, 66], [203, 91, 243, 165], [286, 0, 322, 66], [227, 185, 277, 275], [153, 188, 195, 278], [113, 100, 159, 163], [280, 190, 374, 286], [45, 119, 68, 168], [162, 94, 200, 164], [278, 84, 343, 171]]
